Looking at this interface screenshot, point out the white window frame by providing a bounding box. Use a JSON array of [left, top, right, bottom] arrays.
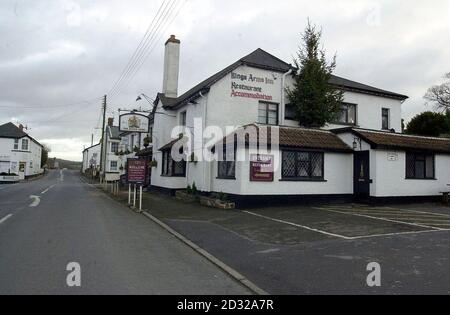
[[14, 139, 19, 150], [22, 139, 29, 151], [110, 161, 118, 172]]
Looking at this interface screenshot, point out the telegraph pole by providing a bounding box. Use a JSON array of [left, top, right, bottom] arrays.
[[99, 95, 107, 174]]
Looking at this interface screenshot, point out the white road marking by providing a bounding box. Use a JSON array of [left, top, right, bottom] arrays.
[[350, 228, 450, 240], [243, 210, 352, 240], [0, 214, 13, 224], [314, 207, 442, 231], [29, 195, 41, 207], [41, 184, 55, 195], [381, 206, 450, 219]]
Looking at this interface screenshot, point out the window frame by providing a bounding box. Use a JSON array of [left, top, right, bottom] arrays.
[[382, 108, 390, 130], [161, 149, 186, 177], [281, 150, 325, 181], [111, 142, 119, 153], [334, 103, 357, 126], [258, 101, 279, 126], [14, 139, 19, 150], [180, 111, 187, 127], [21, 138, 29, 151], [217, 145, 236, 180], [110, 161, 118, 172], [405, 152, 435, 180]]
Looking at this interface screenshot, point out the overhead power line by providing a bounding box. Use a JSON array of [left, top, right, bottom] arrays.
[[108, 0, 186, 99], [107, 0, 169, 97]]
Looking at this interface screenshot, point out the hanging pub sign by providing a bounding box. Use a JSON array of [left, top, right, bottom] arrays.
[[127, 159, 148, 185], [119, 113, 150, 133], [250, 154, 274, 182]]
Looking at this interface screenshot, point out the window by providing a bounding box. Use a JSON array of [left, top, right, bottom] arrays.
[[282, 151, 324, 180], [111, 142, 119, 153], [382, 108, 390, 130], [161, 150, 186, 177], [110, 161, 118, 172], [258, 102, 278, 125], [14, 139, 19, 150], [22, 139, 29, 151], [218, 147, 236, 179], [180, 111, 187, 127], [406, 153, 435, 179], [335, 103, 357, 125], [285, 104, 296, 120], [30, 161, 33, 169]]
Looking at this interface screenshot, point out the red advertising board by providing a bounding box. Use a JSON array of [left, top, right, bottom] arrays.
[[250, 154, 274, 182], [127, 159, 147, 184]]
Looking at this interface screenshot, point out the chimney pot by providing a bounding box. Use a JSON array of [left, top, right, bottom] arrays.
[[107, 118, 114, 127]]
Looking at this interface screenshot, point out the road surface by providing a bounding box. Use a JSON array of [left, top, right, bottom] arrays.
[[0, 170, 250, 295]]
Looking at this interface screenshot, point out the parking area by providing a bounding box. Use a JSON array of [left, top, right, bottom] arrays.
[[243, 203, 450, 241], [133, 192, 450, 294]]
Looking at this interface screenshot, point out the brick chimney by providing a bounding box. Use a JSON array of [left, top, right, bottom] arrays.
[[19, 124, 24, 132], [162, 35, 180, 98], [107, 118, 114, 127]]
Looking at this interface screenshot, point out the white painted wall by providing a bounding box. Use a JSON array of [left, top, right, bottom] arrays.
[[210, 147, 353, 196], [371, 150, 450, 197], [82, 144, 100, 172], [0, 136, 43, 177], [285, 91, 403, 132]]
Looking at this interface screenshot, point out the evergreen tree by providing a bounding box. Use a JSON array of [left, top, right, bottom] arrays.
[[287, 20, 343, 128], [405, 111, 450, 137]]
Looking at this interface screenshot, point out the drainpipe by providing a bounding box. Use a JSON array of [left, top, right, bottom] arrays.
[[281, 69, 293, 126], [199, 90, 210, 193]]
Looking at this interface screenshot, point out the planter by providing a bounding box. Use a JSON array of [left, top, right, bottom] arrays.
[[0, 175, 20, 183], [175, 190, 198, 203], [199, 196, 235, 210]]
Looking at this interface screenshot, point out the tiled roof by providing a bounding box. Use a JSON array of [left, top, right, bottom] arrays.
[[0, 122, 27, 138], [155, 48, 408, 110], [336, 128, 450, 154], [220, 124, 353, 152], [108, 126, 121, 140]]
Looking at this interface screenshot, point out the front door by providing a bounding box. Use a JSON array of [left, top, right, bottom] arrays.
[[18, 162, 26, 180], [354, 151, 370, 198]]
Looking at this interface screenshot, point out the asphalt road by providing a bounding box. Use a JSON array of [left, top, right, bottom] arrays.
[[0, 170, 250, 295]]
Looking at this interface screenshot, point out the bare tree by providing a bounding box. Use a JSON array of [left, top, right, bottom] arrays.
[[425, 72, 450, 111]]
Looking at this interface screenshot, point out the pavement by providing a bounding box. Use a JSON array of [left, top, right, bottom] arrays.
[[118, 190, 450, 295], [0, 170, 251, 295]]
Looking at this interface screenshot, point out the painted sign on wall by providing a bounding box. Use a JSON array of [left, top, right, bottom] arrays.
[[250, 154, 274, 182], [127, 159, 147, 184], [230, 71, 275, 101], [119, 113, 149, 133]]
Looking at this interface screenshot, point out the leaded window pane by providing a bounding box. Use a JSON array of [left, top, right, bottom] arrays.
[[282, 151, 296, 177]]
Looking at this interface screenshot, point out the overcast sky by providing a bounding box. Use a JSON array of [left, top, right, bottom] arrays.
[[1, 0, 449, 161]]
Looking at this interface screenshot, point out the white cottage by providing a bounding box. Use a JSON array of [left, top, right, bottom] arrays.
[[149, 35, 450, 206], [0, 122, 43, 180], [82, 143, 101, 174]]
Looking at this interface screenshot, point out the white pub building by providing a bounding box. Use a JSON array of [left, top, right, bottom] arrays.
[[148, 35, 450, 206]]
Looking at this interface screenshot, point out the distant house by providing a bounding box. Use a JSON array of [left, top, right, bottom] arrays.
[[0, 122, 44, 179], [100, 118, 121, 181], [82, 143, 101, 174]]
